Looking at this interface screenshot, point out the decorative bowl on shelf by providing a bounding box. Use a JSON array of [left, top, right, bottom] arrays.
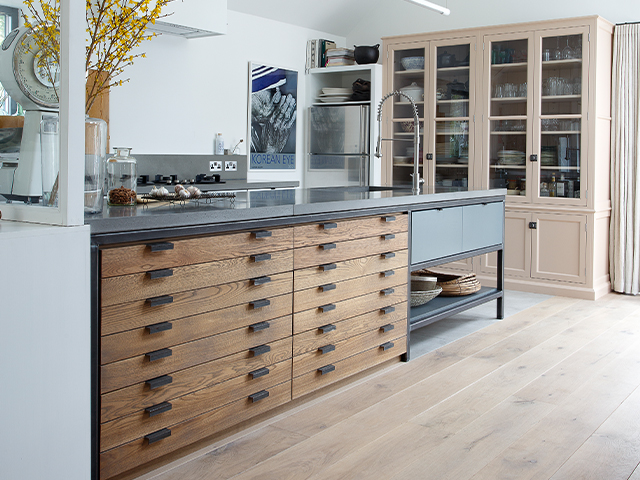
[[410, 287, 442, 307], [401, 56, 425, 70], [401, 121, 415, 132], [399, 82, 424, 102]]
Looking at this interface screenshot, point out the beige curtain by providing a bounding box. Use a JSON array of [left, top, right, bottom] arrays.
[[610, 24, 640, 294]]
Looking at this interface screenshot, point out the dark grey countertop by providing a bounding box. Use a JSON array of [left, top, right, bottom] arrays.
[[136, 180, 300, 194], [86, 186, 506, 237]]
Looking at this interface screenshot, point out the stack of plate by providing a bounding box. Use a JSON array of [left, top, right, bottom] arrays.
[[497, 150, 526, 165], [541, 146, 557, 166], [318, 87, 353, 103]]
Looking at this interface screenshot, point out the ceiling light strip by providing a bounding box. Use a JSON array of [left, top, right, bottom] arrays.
[[404, 0, 451, 15]]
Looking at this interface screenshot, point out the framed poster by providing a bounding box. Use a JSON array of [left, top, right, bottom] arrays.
[[248, 62, 298, 170]]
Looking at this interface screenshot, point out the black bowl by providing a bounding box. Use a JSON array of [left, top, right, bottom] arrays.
[[354, 44, 380, 64]]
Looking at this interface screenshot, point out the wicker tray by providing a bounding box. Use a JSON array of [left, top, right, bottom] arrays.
[[410, 286, 442, 307], [415, 269, 481, 297]]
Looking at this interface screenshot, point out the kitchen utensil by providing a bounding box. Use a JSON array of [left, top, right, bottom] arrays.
[[353, 44, 380, 64], [446, 79, 468, 100], [437, 50, 456, 68], [400, 56, 425, 70], [399, 82, 424, 102]]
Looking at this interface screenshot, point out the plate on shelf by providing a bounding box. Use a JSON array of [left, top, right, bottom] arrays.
[[321, 87, 353, 95], [318, 95, 351, 103], [393, 156, 412, 164]]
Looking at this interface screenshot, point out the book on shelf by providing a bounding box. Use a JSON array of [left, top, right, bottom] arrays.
[[306, 38, 337, 70]]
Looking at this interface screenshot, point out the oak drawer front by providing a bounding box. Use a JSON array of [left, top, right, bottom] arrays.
[[101, 337, 292, 424], [293, 283, 408, 335], [101, 293, 293, 365], [101, 317, 292, 394], [294, 250, 408, 290], [292, 338, 405, 399], [293, 214, 408, 248], [101, 227, 293, 278], [294, 267, 408, 313], [293, 305, 407, 356], [101, 271, 293, 336], [101, 250, 293, 307], [294, 232, 408, 270], [100, 381, 292, 480], [101, 358, 292, 452], [293, 322, 407, 377]]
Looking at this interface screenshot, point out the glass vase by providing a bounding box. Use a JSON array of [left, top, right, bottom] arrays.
[[106, 147, 137, 206], [41, 114, 60, 207], [85, 115, 107, 213]]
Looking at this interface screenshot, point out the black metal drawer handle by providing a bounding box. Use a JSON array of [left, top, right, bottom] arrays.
[[250, 299, 271, 309], [252, 230, 272, 239], [321, 222, 337, 229], [318, 344, 336, 355], [319, 324, 336, 334], [381, 252, 396, 259], [320, 243, 337, 251], [380, 288, 395, 296], [145, 428, 171, 445], [251, 253, 272, 262], [146, 375, 172, 390], [380, 306, 395, 315], [382, 234, 396, 241], [380, 341, 395, 351], [249, 367, 270, 379], [147, 268, 173, 280], [145, 402, 172, 418], [320, 283, 337, 292], [320, 263, 337, 271], [249, 390, 270, 403], [146, 295, 173, 307], [249, 321, 270, 332], [319, 303, 336, 313], [250, 344, 271, 356], [146, 348, 172, 362], [382, 216, 396, 222], [147, 242, 174, 252], [381, 270, 395, 277], [318, 364, 336, 375], [380, 324, 395, 333], [252, 276, 271, 286], [146, 322, 173, 335]]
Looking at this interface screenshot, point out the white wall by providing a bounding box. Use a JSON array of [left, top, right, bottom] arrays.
[[109, 10, 345, 184]]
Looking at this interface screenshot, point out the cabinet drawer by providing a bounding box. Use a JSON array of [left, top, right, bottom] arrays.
[[101, 227, 293, 278], [411, 207, 463, 264], [101, 250, 293, 307], [462, 202, 504, 252], [294, 267, 408, 313], [294, 232, 408, 270], [293, 284, 407, 334], [293, 213, 408, 247], [101, 337, 292, 424], [101, 271, 293, 336], [293, 321, 406, 377], [102, 300, 293, 365], [292, 337, 404, 399], [100, 381, 291, 480], [294, 249, 408, 290], [101, 316, 292, 393], [101, 358, 292, 452], [293, 304, 407, 356]]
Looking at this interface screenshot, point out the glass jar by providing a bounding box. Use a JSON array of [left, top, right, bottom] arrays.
[[106, 147, 137, 206], [85, 116, 107, 213]]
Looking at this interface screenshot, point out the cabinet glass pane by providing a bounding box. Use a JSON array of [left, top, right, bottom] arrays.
[[489, 120, 527, 195], [541, 34, 582, 115], [540, 118, 580, 198], [435, 120, 469, 191], [490, 39, 528, 117], [436, 44, 470, 119]]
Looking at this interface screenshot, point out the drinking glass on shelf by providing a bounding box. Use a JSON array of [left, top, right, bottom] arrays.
[[542, 49, 551, 61], [562, 37, 574, 59], [553, 39, 562, 60], [519, 82, 527, 97], [573, 78, 581, 95]]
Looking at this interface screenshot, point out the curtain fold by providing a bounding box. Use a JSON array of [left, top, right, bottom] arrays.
[[610, 24, 640, 294]]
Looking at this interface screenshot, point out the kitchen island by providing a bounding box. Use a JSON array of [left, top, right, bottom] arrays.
[[87, 186, 505, 480]]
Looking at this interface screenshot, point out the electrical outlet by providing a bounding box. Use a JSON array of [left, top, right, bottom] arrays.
[[209, 160, 222, 172], [224, 160, 238, 172]]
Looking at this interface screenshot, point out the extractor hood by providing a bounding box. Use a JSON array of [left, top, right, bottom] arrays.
[[147, 0, 228, 38]]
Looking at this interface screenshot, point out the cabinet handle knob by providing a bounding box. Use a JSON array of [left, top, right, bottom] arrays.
[[147, 268, 173, 280], [145, 322, 173, 335], [249, 321, 270, 332], [146, 295, 173, 307], [251, 253, 272, 262], [382, 216, 396, 222], [321, 222, 338, 229], [318, 344, 336, 354], [145, 428, 171, 445], [147, 242, 174, 252], [380, 306, 395, 315], [382, 234, 396, 241], [320, 263, 337, 271], [252, 230, 272, 238], [250, 344, 271, 356], [380, 341, 395, 351], [250, 299, 271, 309], [381, 288, 395, 296], [319, 303, 336, 313], [145, 402, 172, 418], [145, 348, 172, 362], [318, 364, 336, 375], [320, 283, 337, 292], [319, 324, 336, 334], [249, 367, 270, 379], [320, 243, 337, 251], [381, 252, 395, 259], [381, 270, 395, 277], [380, 324, 395, 333], [252, 276, 271, 286], [249, 390, 270, 403], [145, 375, 172, 390]]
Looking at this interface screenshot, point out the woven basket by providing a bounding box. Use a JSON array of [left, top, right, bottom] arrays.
[[415, 270, 481, 297], [410, 286, 443, 307]]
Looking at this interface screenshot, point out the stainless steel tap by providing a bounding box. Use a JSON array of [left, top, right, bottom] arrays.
[[374, 91, 423, 195]]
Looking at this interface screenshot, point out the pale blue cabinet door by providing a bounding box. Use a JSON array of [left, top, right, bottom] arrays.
[[411, 207, 463, 264], [462, 202, 504, 252]]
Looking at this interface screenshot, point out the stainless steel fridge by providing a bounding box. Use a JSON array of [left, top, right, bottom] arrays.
[[307, 104, 370, 187]]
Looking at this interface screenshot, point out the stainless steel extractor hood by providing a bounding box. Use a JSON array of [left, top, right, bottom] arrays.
[[147, 0, 228, 38]]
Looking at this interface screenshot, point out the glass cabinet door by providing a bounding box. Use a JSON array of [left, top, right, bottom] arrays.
[[534, 28, 588, 204]]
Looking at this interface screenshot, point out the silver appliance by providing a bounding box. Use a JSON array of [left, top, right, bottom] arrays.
[[307, 104, 370, 188]]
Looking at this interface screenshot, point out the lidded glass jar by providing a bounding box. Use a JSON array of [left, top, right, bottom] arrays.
[[106, 147, 137, 206]]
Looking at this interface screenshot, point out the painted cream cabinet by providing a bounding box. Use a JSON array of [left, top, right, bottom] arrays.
[[382, 16, 613, 299]]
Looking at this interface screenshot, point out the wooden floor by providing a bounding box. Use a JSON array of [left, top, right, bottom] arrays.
[[139, 293, 640, 480]]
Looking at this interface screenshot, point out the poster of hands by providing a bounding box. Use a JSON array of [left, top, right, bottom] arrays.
[[249, 63, 298, 169]]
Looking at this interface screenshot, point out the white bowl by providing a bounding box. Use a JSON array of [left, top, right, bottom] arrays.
[[401, 56, 425, 70], [399, 82, 424, 103]]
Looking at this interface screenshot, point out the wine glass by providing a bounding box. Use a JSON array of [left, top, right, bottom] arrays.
[[562, 37, 573, 59], [553, 38, 562, 60]]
